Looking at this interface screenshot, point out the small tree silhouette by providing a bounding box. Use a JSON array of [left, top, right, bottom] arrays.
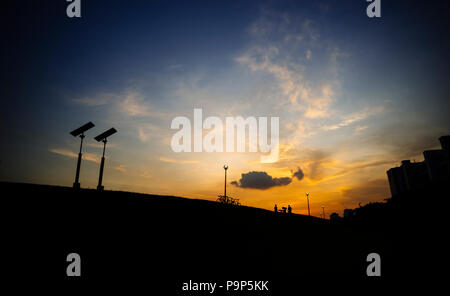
[[217, 195, 240, 205]]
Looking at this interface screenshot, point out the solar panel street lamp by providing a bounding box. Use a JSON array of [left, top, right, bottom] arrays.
[[306, 192, 311, 216], [70, 121, 95, 189], [94, 128, 117, 191]]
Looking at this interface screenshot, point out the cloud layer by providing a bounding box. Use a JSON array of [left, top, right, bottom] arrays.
[[292, 167, 304, 180]]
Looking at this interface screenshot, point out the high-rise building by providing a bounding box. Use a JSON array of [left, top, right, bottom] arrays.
[[423, 150, 448, 181], [439, 135, 450, 153], [387, 166, 407, 196], [386, 135, 450, 197]]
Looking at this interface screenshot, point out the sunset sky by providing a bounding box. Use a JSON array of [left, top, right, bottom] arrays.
[[1, 0, 449, 216]]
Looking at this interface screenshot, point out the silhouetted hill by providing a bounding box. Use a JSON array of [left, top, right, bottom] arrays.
[[2, 181, 444, 292]]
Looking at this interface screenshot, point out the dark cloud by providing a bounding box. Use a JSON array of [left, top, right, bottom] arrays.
[[305, 149, 331, 181], [292, 167, 304, 180], [231, 171, 292, 190], [232, 167, 306, 190]]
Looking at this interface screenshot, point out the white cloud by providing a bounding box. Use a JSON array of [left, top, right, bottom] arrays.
[[159, 157, 198, 164], [235, 11, 339, 120], [139, 170, 152, 179], [120, 92, 151, 116], [71, 93, 114, 106], [303, 84, 334, 119], [236, 45, 335, 118], [355, 125, 368, 132], [71, 89, 170, 120], [306, 49, 312, 60], [322, 106, 385, 131], [167, 64, 183, 70], [138, 127, 149, 143], [49, 148, 100, 163], [114, 164, 127, 173], [137, 124, 163, 143]]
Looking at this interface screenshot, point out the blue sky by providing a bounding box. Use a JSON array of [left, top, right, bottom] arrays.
[[1, 0, 449, 215]]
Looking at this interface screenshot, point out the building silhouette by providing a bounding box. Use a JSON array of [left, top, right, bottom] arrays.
[[329, 212, 340, 221], [343, 209, 354, 218], [387, 135, 450, 196]]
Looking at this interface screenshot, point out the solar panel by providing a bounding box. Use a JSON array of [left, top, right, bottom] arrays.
[[70, 122, 95, 137], [94, 128, 117, 142]]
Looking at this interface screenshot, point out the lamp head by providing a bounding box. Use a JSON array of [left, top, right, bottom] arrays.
[[223, 164, 228, 170], [94, 127, 117, 142], [306, 192, 309, 197], [70, 121, 95, 137]]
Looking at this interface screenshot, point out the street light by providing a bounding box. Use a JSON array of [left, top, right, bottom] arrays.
[[94, 127, 117, 191], [70, 121, 95, 189], [306, 192, 310, 216], [322, 205, 325, 219], [223, 164, 228, 198]]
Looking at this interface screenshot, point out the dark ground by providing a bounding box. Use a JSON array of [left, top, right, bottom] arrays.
[[2, 181, 446, 293]]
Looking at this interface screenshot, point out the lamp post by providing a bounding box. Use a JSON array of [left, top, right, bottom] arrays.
[[223, 164, 228, 199], [322, 205, 325, 219], [94, 127, 117, 191], [97, 138, 107, 191], [306, 192, 310, 216], [70, 121, 95, 189], [73, 133, 85, 189]]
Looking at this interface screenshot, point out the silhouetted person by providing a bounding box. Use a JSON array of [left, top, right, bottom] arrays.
[[274, 204, 278, 213], [288, 205, 292, 214]]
